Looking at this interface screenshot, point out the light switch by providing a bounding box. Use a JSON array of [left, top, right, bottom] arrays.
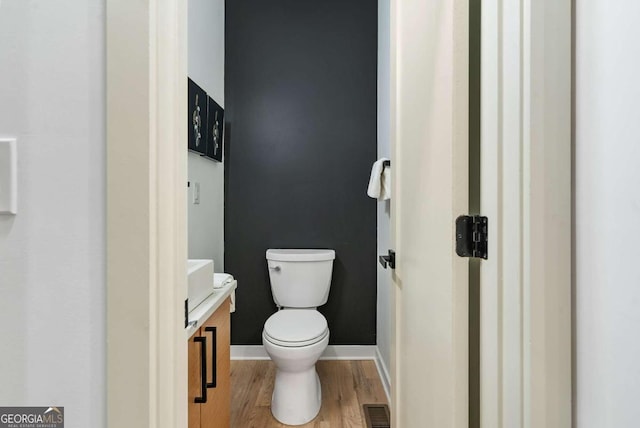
[[193, 182, 200, 204], [0, 138, 17, 215]]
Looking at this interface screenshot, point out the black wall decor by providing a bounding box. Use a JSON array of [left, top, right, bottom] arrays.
[[225, 0, 378, 345], [206, 97, 224, 162], [188, 78, 207, 155]]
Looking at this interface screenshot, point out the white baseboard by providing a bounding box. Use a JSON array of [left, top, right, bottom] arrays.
[[230, 345, 269, 360], [374, 346, 391, 402], [231, 345, 377, 361], [320, 345, 377, 360]]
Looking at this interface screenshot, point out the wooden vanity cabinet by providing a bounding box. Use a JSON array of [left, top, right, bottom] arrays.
[[188, 298, 231, 428]]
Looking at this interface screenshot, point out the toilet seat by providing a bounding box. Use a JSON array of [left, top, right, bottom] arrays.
[[264, 309, 329, 348]]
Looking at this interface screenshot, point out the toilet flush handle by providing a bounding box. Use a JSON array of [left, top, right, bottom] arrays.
[[269, 265, 281, 272]]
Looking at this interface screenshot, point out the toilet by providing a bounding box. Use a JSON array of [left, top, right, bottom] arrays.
[[263, 248, 335, 426]]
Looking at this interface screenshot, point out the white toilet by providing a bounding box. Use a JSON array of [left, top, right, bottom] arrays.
[[263, 248, 335, 426]]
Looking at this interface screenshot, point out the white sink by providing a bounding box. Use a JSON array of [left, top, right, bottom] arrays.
[[187, 259, 214, 313]]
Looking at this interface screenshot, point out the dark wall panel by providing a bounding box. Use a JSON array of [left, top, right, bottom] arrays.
[[225, 0, 378, 345]]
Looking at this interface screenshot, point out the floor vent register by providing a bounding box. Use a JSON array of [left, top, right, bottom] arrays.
[[363, 404, 391, 428]]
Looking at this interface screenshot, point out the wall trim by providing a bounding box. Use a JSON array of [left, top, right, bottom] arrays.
[[375, 346, 391, 402], [231, 345, 378, 361], [480, 0, 572, 426], [107, 0, 188, 426], [231, 345, 269, 360]]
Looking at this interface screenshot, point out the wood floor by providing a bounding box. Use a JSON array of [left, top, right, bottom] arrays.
[[230, 360, 388, 427]]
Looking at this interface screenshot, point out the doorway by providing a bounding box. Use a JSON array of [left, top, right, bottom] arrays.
[[105, 0, 572, 426]]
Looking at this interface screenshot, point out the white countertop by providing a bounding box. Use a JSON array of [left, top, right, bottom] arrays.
[[186, 280, 237, 338]]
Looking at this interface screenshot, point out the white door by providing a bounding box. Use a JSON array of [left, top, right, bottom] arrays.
[[390, 0, 469, 427]]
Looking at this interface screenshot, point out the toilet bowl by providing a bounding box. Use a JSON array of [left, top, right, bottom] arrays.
[[263, 309, 329, 425], [263, 249, 335, 425]]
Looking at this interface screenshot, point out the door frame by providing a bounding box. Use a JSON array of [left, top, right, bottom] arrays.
[[105, 0, 572, 426], [106, 0, 188, 426], [479, 1, 572, 427]]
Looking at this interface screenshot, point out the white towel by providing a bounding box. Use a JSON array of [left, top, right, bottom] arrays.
[[380, 165, 391, 200], [230, 290, 236, 313], [213, 273, 234, 289], [367, 158, 391, 201]]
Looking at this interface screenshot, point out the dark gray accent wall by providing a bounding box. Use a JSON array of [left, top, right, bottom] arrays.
[[225, 0, 378, 345], [469, 0, 482, 426]]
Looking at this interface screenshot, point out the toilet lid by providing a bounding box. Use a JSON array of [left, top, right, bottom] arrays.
[[264, 310, 328, 346]]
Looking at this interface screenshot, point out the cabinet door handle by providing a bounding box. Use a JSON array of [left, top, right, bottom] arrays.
[[194, 336, 208, 403], [205, 326, 217, 388]]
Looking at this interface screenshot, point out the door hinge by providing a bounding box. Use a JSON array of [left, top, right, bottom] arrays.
[[456, 215, 488, 260]]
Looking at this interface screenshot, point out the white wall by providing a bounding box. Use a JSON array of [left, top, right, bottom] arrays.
[[576, 2, 640, 426], [187, 0, 225, 271], [376, 0, 392, 392], [188, 153, 224, 270], [0, 0, 105, 425]]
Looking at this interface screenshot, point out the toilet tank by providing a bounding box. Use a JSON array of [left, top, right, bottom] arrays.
[[266, 249, 335, 308]]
